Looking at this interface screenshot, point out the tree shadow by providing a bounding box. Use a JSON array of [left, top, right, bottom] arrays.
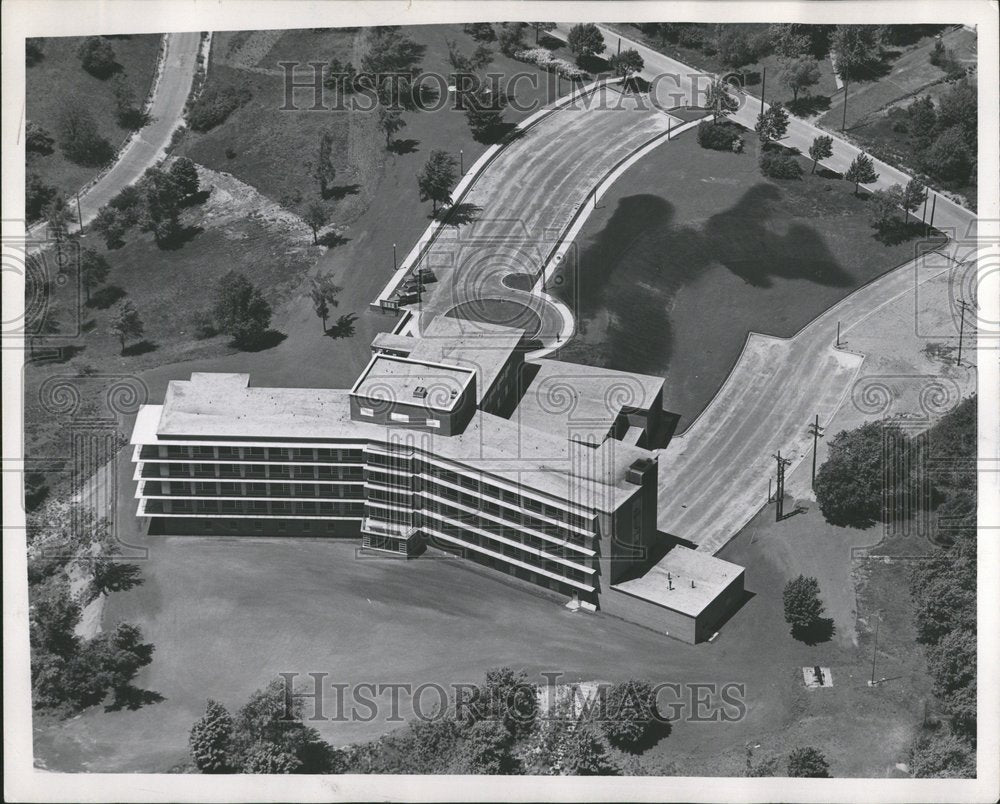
[[117, 109, 152, 131], [788, 94, 832, 116], [538, 34, 562, 49], [104, 685, 165, 713], [86, 285, 127, 309], [577, 54, 610, 74], [438, 202, 482, 227], [157, 225, 203, 251], [815, 167, 842, 180], [324, 183, 361, 200], [318, 231, 350, 248], [122, 339, 158, 356], [622, 75, 651, 93], [791, 617, 836, 645], [236, 329, 286, 352], [389, 138, 419, 155], [41, 344, 86, 363], [741, 69, 762, 87], [625, 716, 673, 754], [325, 313, 358, 339], [472, 121, 520, 145]]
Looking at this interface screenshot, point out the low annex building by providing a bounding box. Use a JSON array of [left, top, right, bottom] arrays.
[[130, 316, 745, 643]]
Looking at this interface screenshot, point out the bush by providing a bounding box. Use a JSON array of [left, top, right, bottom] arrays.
[[187, 85, 251, 132], [759, 149, 803, 179], [696, 120, 743, 151], [599, 679, 659, 750], [513, 48, 588, 80], [191, 309, 217, 339], [77, 36, 117, 78]]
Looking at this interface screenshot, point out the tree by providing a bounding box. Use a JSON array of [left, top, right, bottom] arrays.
[[815, 421, 901, 526], [212, 271, 272, 346], [303, 203, 328, 245], [446, 39, 493, 73], [111, 72, 142, 128], [909, 729, 975, 778], [567, 23, 605, 62], [464, 84, 509, 142], [715, 28, 756, 70], [609, 49, 644, 80], [109, 300, 144, 354], [463, 720, 515, 774], [58, 102, 112, 166], [377, 105, 406, 149], [310, 274, 342, 331], [779, 56, 821, 104], [26, 121, 55, 155], [599, 679, 659, 749], [901, 178, 927, 217], [361, 27, 424, 76], [562, 725, 619, 776], [830, 25, 882, 81], [137, 166, 182, 245], [755, 103, 790, 144], [45, 196, 72, 253], [169, 157, 201, 199], [868, 186, 904, 232], [787, 746, 831, 777], [26, 38, 45, 66], [531, 22, 556, 44], [190, 700, 236, 773], [782, 575, 825, 632], [769, 23, 811, 60], [497, 22, 528, 57], [417, 149, 457, 214], [80, 248, 110, 302], [77, 36, 117, 78], [844, 151, 878, 195], [706, 77, 739, 123], [187, 85, 251, 131], [808, 134, 833, 173], [470, 667, 538, 740], [230, 678, 335, 773], [314, 131, 336, 198], [69, 621, 155, 710], [921, 126, 973, 184], [26, 173, 57, 222], [92, 206, 128, 249]]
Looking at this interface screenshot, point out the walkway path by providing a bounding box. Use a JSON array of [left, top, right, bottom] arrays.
[[552, 24, 977, 239]]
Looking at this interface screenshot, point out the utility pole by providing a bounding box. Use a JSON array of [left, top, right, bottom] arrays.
[[929, 194, 937, 230], [836, 321, 842, 347], [617, 37, 621, 55], [75, 192, 84, 235], [771, 451, 792, 521], [869, 611, 880, 686], [392, 243, 397, 270], [841, 65, 849, 131], [956, 298, 973, 366], [759, 67, 766, 116], [807, 415, 825, 488]]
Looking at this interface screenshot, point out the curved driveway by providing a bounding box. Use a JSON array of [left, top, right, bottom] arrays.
[[67, 32, 202, 231]]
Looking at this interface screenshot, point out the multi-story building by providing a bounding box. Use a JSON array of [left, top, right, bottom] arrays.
[[131, 316, 744, 643]]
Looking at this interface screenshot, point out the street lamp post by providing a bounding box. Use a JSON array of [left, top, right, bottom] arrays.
[[392, 243, 397, 270]]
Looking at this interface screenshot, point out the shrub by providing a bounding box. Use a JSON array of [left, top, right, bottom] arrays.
[[191, 309, 217, 339], [187, 85, 251, 132], [599, 679, 659, 750], [696, 120, 742, 151], [514, 48, 588, 80], [759, 149, 803, 179], [77, 36, 117, 78]]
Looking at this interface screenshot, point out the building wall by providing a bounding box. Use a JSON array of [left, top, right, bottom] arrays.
[[600, 587, 698, 644], [694, 570, 746, 643], [350, 383, 477, 436]]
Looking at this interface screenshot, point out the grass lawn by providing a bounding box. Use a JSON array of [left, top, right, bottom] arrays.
[[26, 34, 162, 206], [178, 25, 574, 228], [818, 27, 977, 132], [550, 128, 943, 429]]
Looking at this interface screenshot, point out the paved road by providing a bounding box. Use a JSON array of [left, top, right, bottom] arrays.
[[56, 32, 202, 233], [552, 24, 977, 240], [657, 241, 965, 554]]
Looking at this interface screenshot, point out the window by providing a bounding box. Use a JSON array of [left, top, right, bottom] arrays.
[[390, 412, 410, 423], [426, 418, 441, 429], [360, 407, 374, 417], [254, 520, 263, 531]]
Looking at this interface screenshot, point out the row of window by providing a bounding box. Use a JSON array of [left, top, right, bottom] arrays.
[[144, 463, 364, 481], [140, 445, 363, 462], [358, 407, 441, 428], [144, 481, 364, 499], [146, 499, 365, 516]]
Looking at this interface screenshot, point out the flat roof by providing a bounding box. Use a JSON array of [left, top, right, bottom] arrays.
[[514, 358, 665, 444], [408, 317, 523, 404], [140, 373, 654, 511], [350, 354, 475, 412], [612, 546, 744, 617]]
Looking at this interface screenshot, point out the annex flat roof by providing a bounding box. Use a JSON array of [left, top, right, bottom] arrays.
[[612, 546, 744, 617], [138, 373, 655, 511], [409, 316, 524, 404], [514, 358, 665, 444], [350, 354, 476, 412]]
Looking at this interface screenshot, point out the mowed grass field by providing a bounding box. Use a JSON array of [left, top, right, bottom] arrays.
[[25, 35, 162, 203], [551, 129, 943, 429]]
